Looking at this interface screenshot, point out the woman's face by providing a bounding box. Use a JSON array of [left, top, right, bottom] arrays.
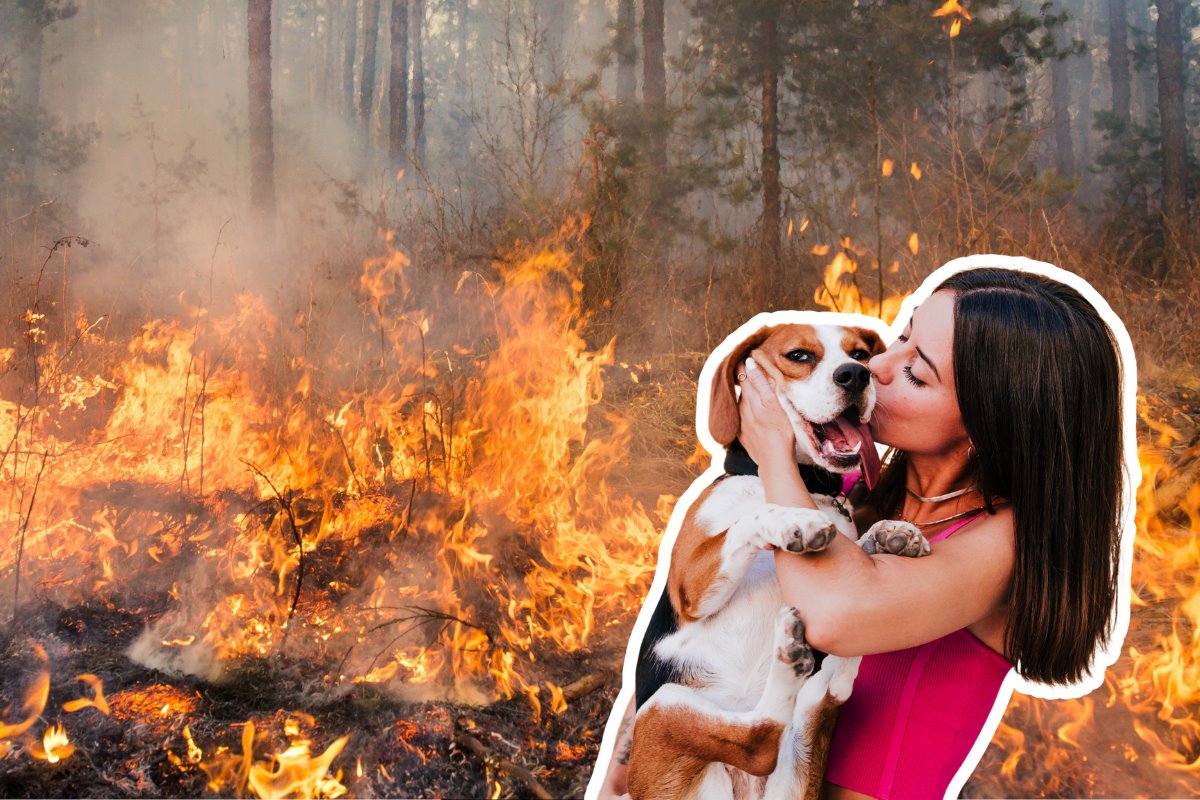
[[868, 290, 971, 457]]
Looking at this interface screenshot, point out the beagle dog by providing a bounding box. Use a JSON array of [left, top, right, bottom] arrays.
[[625, 320, 929, 800]]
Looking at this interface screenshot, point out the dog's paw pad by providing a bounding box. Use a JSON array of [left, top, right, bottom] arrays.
[[862, 520, 929, 558], [784, 522, 837, 553], [774, 608, 815, 677]]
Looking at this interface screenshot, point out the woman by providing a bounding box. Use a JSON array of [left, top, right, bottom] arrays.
[[591, 260, 1135, 800], [738, 264, 1133, 798]]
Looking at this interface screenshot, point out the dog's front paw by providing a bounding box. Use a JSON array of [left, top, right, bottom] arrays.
[[765, 506, 838, 553], [775, 607, 815, 678], [857, 520, 930, 557]]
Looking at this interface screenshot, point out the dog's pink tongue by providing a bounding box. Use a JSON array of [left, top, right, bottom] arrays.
[[835, 412, 881, 490]]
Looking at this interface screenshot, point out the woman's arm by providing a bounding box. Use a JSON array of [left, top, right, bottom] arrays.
[[772, 516, 1013, 655], [738, 358, 1014, 657], [595, 694, 635, 799]]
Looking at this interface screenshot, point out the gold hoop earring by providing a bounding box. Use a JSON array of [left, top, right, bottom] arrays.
[[967, 444, 975, 461]]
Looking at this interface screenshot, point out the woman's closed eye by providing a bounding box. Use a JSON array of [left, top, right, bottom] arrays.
[[903, 364, 926, 387]]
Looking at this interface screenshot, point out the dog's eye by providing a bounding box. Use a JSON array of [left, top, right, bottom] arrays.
[[850, 349, 871, 361], [785, 349, 814, 363]]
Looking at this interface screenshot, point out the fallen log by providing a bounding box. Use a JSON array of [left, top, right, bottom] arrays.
[[561, 672, 607, 703]]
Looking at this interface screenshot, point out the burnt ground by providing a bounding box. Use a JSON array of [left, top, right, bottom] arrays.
[[0, 594, 623, 799]]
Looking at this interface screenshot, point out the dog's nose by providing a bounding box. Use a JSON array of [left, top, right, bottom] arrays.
[[833, 363, 871, 394]]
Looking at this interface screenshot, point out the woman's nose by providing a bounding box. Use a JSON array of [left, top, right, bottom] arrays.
[[867, 350, 893, 384]]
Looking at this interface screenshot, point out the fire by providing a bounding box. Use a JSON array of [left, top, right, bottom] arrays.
[[1, 218, 660, 712], [29, 722, 76, 764], [247, 737, 349, 799], [109, 683, 201, 721], [932, 0, 973, 22], [0, 668, 50, 741], [62, 673, 111, 715], [812, 241, 907, 323], [199, 720, 349, 800]]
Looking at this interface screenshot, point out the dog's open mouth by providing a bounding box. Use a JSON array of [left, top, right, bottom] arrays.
[[808, 408, 881, 489]]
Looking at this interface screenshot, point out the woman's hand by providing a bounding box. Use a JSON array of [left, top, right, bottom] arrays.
[[739, 358, 817, 512], [737, 357, 797, 470]]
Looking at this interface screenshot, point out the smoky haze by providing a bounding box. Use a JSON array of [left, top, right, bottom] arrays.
[[3, 0, 1192, 334], [6, 0, 618, 319]]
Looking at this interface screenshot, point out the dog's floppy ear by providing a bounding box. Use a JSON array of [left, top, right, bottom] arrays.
[[854, 327, 886, 357], [708, 327, 774, 446]]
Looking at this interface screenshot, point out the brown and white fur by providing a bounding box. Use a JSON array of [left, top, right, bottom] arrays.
[[624, 320, 929, 800]]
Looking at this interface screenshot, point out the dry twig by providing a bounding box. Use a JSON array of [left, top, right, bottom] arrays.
[[241, 460, 305, 632], [453, 718, 554, 800]]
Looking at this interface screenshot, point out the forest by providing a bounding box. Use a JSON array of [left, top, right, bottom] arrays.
[[1, 0, 1199, 798]]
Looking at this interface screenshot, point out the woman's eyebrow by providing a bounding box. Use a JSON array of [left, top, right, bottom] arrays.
[[914, 346, 941, 382]]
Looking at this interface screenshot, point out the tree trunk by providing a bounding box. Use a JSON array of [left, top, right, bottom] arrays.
[[1130, 0, 1157, 124], [343, 0, 359, 117], [1156, 0, 1190, 267], [642, 0, 666, 171], [616, 0, 636, 101], [448, 0, 469, 157], [13, 8, 45, 110], [359, 0, 380, 121], [1076, 0, 1094, 174], [537, 0, 568, 178], [389, 0, 409, 164], [760, 15, 781, 291], [1050, 13, 1074, 176], [412, 0, 425, 164], [1106, 0, 1130, 128], [322, 0, 338, 107], [248, 0, 276, 216]]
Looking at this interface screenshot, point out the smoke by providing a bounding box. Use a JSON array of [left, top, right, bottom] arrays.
[[7, 0, 621, 325]]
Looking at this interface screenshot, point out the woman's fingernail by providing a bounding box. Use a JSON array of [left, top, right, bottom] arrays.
[[746, 357, 758, 370]]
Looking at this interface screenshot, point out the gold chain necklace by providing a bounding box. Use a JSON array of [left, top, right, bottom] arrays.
[[900, 505, 988, 529], [905, 484, 978, 504]]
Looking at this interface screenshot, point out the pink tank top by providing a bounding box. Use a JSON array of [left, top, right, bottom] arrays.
[[823, 515, 1012, 799]]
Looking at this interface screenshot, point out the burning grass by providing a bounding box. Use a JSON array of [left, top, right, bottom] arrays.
[[1, 220, 661, 797]]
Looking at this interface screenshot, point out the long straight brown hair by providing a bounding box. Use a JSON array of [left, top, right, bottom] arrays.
[[870, 268, 1125, 685]]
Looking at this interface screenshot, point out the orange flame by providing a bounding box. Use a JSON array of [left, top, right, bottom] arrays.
[[62, 673, 111, 715], [932, 0, 972, 22], [201, 720, 349, 799], [30, 722, 76, 763], [813, 245, 906, 324], [0, 668, 50, 741]]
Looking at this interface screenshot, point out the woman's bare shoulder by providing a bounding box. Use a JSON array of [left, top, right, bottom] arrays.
[[953, 503, 1015, 541]]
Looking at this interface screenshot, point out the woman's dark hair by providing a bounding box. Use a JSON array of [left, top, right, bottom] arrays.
[[872, 268, 1125, 685]]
